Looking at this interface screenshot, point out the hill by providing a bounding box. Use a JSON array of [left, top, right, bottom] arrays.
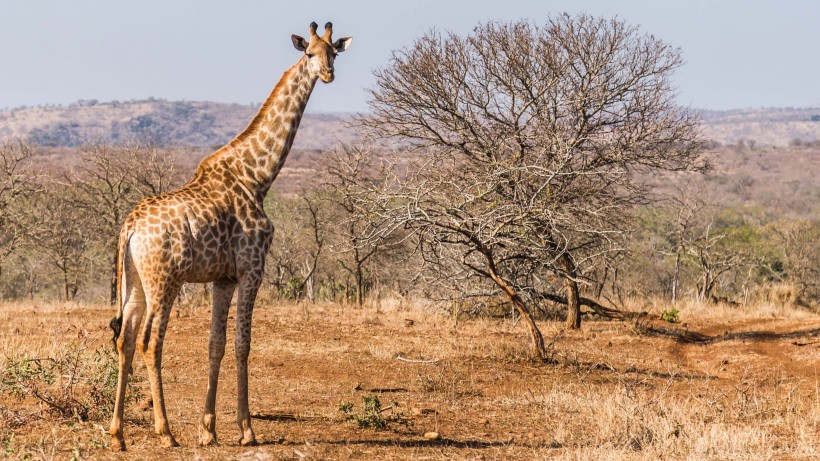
[[3, 100, 820, 149], [0, 99, 355, 150], [700, 107, 820, 146]]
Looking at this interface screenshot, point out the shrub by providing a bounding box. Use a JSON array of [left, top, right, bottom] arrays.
[[338, 394, 412, 430], [661, 307, 680, 323]]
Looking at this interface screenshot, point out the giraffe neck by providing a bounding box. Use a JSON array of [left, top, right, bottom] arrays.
[[207, 57, 317, 201]]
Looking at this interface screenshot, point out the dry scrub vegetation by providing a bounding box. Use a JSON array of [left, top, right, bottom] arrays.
[[1, 298, 817, 460]]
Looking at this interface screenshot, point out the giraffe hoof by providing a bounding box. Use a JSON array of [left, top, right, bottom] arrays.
[[239, 435, 258, 447], [198, 432, 218, 447], [160, 434, 180, 448], [110, 437, 126, 452]]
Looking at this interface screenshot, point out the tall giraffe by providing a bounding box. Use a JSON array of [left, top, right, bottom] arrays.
[[108, 22, 352, 450]]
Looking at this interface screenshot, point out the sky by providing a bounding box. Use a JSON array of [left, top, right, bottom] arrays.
[[0, 0, 818, 113]]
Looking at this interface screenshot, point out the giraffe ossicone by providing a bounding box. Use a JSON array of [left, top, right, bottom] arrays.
[[107, 21, 352, 451]]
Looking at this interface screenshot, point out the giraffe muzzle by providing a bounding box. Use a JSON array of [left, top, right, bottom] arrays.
[[320, 69, 335, 83]]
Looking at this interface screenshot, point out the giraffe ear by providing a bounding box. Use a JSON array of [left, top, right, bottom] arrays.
[[332, 37, 352, 53], [291, 34, 309, 52]]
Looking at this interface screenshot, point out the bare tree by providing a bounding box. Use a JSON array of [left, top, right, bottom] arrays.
[[32, 191, 90, 301], [686, 217, 750, 303], [125, 144, 184, 196], [322, 145, 391, 306], [297, 194, 324, 303], [657, 183, 711, 305], [66, 144, 137, 303], [770, 219, 820, 305], [358, 15, 705, 357], [0, 141, 39, 273]]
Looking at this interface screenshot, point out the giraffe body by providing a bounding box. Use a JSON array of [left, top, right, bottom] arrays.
[[109, 22, 351, 450]]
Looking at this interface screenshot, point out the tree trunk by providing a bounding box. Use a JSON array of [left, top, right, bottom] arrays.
[[560, 254, 581, 329], [499, 283, 546, 359], [672, 251, 681, 305], [27, 273, 35, 300], [355, 265, 364, 306], [485, 265, 546, 360], [344, 277, 351, 305], [63, 268, 70, 302]]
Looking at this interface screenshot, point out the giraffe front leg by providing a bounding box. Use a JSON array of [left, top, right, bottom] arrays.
[[199, 280, 236, 447], [235, 272, 262, 446], [140, 285, 181, 448]]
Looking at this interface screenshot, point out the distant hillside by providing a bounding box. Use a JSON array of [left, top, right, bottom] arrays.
[[1, 100, 819, 149], [3, 99, 817, 217], [700, 107, 820, 146], [0, 99, 356, 150]]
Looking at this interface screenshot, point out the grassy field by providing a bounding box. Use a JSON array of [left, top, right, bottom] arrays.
[[1, 298, 818, 460]]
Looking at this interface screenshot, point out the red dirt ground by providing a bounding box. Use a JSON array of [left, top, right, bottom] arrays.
[[1, 302, 818, 460]]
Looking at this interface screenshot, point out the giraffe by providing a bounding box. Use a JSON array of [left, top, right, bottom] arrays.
[[107, 21, 352, 451]]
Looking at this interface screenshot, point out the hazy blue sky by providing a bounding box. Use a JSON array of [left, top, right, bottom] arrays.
[[1, 0, 818, 113]]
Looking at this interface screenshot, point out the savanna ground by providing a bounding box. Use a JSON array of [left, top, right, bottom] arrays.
[[1, 298, 817, 460]]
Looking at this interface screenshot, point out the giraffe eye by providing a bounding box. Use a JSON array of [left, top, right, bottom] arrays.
[[306, 53, 314, 58]]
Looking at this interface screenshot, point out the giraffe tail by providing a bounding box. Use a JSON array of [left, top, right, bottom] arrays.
[[110, 224, 133, 349]]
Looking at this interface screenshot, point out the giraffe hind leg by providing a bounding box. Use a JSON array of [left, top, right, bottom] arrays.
[[139, 281, 182, 448], [109, 262, 146, 451]]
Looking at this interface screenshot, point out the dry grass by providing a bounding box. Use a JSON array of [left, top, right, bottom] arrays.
[[0, 298, 818, 460], [629, 295, 817, 322]]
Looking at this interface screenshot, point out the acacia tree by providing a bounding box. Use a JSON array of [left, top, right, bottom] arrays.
[[297, 194, 324, 303], [685, 209, 754, 303], [265, 193, 302, 295], [359, 15, 705, 358]]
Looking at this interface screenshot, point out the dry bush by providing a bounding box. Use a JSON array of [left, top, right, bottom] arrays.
[[0, 342, 134, 424], [0, 303, 142, 429]]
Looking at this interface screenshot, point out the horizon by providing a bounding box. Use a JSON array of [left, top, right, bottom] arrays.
[[3, 96, 820, 115], [1, 1, 819, 114]]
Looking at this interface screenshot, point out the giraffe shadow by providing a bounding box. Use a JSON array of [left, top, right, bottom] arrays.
[[260, 436, 532, 449]]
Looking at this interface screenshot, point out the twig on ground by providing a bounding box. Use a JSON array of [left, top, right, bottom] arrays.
[[395, 355, 439, 364]]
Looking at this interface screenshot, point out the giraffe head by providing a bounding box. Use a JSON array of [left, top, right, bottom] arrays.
[[291, 22, 352, 83]]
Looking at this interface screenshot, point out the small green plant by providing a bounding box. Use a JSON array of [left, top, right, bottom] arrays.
[[661, 307, 680, 323], [2, 434, 17, 457], [338, 394, 412, 430]]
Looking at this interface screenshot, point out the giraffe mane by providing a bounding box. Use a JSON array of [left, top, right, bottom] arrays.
[[226, 60, 301, 149]]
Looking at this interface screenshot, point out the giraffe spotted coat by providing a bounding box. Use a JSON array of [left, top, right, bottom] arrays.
[[108, 21, 352, 450]]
